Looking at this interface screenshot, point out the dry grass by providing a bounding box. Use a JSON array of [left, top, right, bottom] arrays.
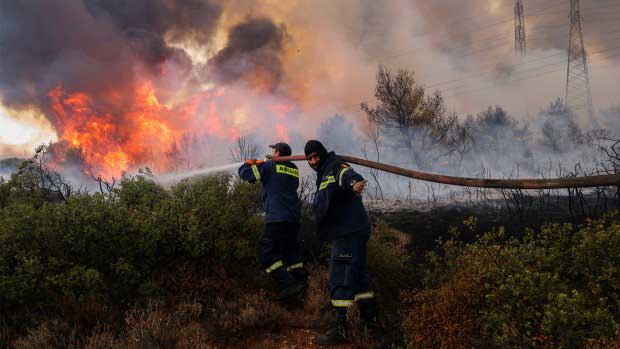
[[12, 320, 79, 349], [123, 301, 210, 349], [284, 265, 331, 329], [11, 265, 385, 348]]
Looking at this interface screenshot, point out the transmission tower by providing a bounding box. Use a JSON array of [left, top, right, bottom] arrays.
[[514, 0, 526, 54], [565, 0, 595, 123]]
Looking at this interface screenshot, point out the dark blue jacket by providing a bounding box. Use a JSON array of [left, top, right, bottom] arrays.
[[313, 152, 371, 241], [238, 160, 301, 223]]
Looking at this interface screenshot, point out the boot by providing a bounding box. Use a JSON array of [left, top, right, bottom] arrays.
[[290, 268, 309, 292], [314, 311, 350, 346], [290, 268, 308, 283], [273, 281, 305, 302], [359, 299, 382, 337]]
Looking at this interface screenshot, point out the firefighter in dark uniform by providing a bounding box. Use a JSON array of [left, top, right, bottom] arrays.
[[238, 142, 308, 301], [304, 140, 379, 346]]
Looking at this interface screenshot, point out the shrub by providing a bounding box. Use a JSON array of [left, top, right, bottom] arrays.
[[0, 173, 263, 344], [403, 213, 620, 348]]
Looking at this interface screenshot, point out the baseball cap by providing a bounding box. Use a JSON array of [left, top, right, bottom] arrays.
[[269, 142, 292, 156]]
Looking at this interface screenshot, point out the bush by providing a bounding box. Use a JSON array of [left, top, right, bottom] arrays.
[[403, 213, 620, 348], [0, 173, 263, 345]]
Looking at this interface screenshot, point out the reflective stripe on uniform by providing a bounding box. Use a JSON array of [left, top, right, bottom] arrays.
[[286, 262, 303, 271], [354, 292, 375, 301], [319, 175, 336, 190], [251, 164, 261, 181], [331, 299, 353, 307], [265, 260, 283, 273], [338, 167, 351, 186], [276, 164, 299, 178]]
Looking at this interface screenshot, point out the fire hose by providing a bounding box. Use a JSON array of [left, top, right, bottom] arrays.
[[270, 155, 620, 189]]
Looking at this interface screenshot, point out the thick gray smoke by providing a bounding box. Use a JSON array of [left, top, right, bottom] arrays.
[[208, 18, 286, 91], [0, 0, 222, 111]]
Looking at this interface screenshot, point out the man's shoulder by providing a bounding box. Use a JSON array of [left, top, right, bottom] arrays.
[[327, 156, 352, 172], [263, 160, 277, 168]]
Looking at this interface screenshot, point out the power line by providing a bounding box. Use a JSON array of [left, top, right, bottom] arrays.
[[433, 46, 620, 90], [442, 51, 620, 99], [425, 51, 568, 89], [375, 10, 620, 64], [442, 47, 620, 93], [334, 1, 620, 113], [338, 46, 620, 113]]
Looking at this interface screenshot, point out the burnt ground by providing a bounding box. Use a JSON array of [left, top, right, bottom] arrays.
[[297, 191, 620, 268], [374, 193, 620, 261]]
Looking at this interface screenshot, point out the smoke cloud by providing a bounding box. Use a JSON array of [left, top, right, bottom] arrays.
[[208, 18, 286, 92], [1, 0, 619, 188]]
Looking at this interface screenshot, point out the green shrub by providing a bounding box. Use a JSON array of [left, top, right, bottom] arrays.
[[403, 213, 620, 348], [0, 173, 264, 345]]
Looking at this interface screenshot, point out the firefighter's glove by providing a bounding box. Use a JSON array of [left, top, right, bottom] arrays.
[[245, 159, 265, 165]]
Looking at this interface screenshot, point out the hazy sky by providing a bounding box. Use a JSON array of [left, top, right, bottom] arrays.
[[1, 0, 618, 157]]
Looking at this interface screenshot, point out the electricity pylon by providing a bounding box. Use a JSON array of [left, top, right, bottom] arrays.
[[514, 0, 526, 54], [565, 0, 595, 123]]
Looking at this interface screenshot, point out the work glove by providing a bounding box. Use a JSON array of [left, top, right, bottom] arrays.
[[245, 159, 265, 165]]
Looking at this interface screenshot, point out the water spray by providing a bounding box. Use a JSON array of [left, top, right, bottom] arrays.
[[155, 162, 243, 186], [271, 155, 620, 189]]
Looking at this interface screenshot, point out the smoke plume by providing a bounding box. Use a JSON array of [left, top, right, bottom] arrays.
[[0, 0, 619, 186]]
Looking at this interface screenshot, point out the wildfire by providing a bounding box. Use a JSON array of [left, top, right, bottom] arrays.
[[47, 81, 242, 179], [47, 80, 297, 180]]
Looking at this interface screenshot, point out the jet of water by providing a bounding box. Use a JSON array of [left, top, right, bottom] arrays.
[[155, 162, 243, 186]]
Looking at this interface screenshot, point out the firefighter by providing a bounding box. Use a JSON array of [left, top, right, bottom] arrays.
[[304, 140, 379, 346], [238, 142, 308, 301]]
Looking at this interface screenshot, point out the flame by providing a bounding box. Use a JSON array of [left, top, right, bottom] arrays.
[[45, 67, 300, 180], [47, 81, 240, 179]]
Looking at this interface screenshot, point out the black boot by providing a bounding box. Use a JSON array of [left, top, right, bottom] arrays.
[[359, 298, 382, 336], [314, 309, 350, 346], [290, 268, 309, 292], [273, 282, 305, 302]]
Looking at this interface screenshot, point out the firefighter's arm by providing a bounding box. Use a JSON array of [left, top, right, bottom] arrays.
[[337, 165, 367, 195], [237, 159, 266, 183]]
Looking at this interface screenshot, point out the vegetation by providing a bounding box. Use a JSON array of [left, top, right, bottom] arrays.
[[2, 65, 620, 348], [0, 158, 415, 348], [0, 165, 266, 347], [403, 214, 620, 348]]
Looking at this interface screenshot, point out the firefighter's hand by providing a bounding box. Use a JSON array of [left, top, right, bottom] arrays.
[[245, 159, 264, 165], [352, 180, 368, 196]]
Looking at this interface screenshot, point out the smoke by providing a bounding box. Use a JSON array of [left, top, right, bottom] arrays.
[[208, 18, 286, 92], [0, 0, 225, 110], [1, 0, 619, 191]]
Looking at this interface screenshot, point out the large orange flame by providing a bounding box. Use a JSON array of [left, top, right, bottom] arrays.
[[47, 81, 241, 179]]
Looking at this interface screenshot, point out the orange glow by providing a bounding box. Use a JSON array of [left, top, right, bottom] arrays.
[[47, 81, 241, 179], [275, 124, 289, 142]]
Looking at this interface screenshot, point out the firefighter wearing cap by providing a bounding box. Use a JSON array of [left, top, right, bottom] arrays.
[[304, 140, 379, 346], [238, 142, 307, 301]]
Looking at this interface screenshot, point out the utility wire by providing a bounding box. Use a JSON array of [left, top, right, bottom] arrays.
[[338, 46, 620, 112], [442, 51, 620, 99]]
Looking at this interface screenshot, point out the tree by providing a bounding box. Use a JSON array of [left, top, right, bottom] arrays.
[[361, 65, 462, 167], [539, 99, 583, 152], [229, 136, 262, 162]]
